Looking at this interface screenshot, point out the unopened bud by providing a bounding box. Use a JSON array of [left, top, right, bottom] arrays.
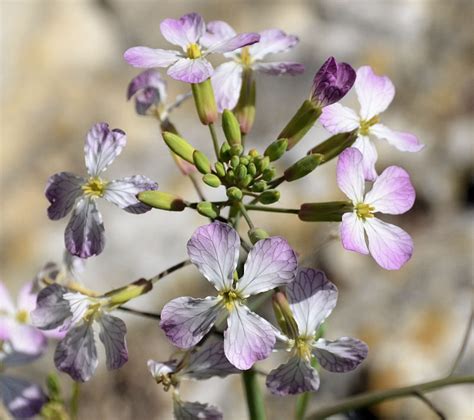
[[138, 191, 186, 211], [193, 150, 211, 174], [256, 156, 270, 173], [252, 180, 267, 192], [191, 79, 218, 125], [226, 187, 242, 201], [222, 109, 241, 146], [234, 69, 256, 134], [219, 142, 231, 162], [230, 144, 243, 156], [163, 132, 195, 164], [264, 138, 288, 162], [249, 149, 259, 158], [215, 162, 226, 178], [262, 167, 276, 182], [248, 162, 257, 176], [106, 278, 153, 306], [258, 189, 280, 204], [203, 174, 221, 188], [225, 169, 235, 184], [248, 228, 269, 244], [231, 155, 240, 169], [197, 201, 220, 219], [299, 201, 354, 222], [236, 164, 248, 180], [308, 131, 357, 163], [241, 174, 253, 188], [272, 292, 299, 339], [284, 154, 323, 182]]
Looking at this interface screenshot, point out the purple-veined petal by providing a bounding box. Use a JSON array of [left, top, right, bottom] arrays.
[[187, 222, 240, 292], [364, 218, 413, 270], [336, 147, 365, 203], [103, 175, 158, 214], [167, 57, 213, 84], [249, 29, 299, 60], [54, 322, 98, 382], [224, 303, 276, 370], [0, 282, 15, 314], [123, 47, 180, 68], [8, 323, 47, 356], [31, 284, 71, 330], [182, 338, 240, 379], [200, 20, 237, 49], [371, 123, 424, 152], [287, 268, 338, 337], [340, 213, 369, 255], [84, 122, 127, 177], [237, 237, 297, 297], [0, 376, 47, 418], [365, 166, 415, 214], [127, 69, 167, 101], [211, 61, 243, 112], [98, 314, 128, 370], [160, 13, 206, 50], [355, 66, 395, 120], [266, 356, 320, 395], [173, 399, 222, 420], [65, 197, 105, 259], [205, 33, 260, 54], [160, 296, 224, 349], [45, 172, 85, 220], [352, 135, 379, 181], [63, 292, 93, 327], [320, 103, 360, 134], [1, 350, 43, 367], [313, 337, 368, 373], [147, 359, 178, 381], [253, 61, 304, 76]]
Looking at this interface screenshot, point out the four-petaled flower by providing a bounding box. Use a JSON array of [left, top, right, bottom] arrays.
[[320, 65, 424, 180], [127, 69, 167, 115], [124, 13, 260, 84], [201, 23, 304, 111], [160, 222, 298, 370], [337, 147, 416, 270], [45, 122, 158, 258], [266, 268, 368, 395]]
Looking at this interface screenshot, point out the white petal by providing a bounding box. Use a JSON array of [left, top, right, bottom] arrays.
[[210, 62, 243, 112], [313, 337, 368, 373], [123, 47, 180, 68], [353, 135, 379, 181], [173, 399, 222, 420], [340, 213, 369, 255], [320, 103, 360, 134], [248, 29, 299, 60], [98, 314, 128, 370], [371, 123, 424, 152], [336, 147, 365, 203], [167, 57, 213, 84]]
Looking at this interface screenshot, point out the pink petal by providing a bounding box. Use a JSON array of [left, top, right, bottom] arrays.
[[210, 62, 243, 112], [336, 147, 365, 203], [371, 123, 424, 152], [0, 282, 15, 314], [249, 29, 299, 60], [200, 21, 237, 48], [206, 33, 260, 54], [160, 13, 206, 49], [253, 61, 304, 76], [340, 213, 369, 255], [123, 47, 180, 68], [17, 282, 37, 313], [320, 103, 360, 134], [9, 323, 47, 355], [352, 135, 379, 181], [167, 57, 213, 84]]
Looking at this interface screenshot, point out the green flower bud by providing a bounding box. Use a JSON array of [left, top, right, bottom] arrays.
[[191, 79, 218, 125], [258, 189, 280, 204], [231, 155, 240, 169], [262, 167, 276, 182], [214, 162, 226, 178], [234, 68, 256, 134], [193, 150, 211, 174], [162, 132, 195, 164], [226, 186, 242, 201], [236, 164, 248, 180], [138, 191, 186, 211], [241, 174, 253, 188], [230, 144, 243, 156], [46, 373, 62, 402], [308, 131, 358, 163], [106, 278, 153, 306], [252, 180, 267, 192], [239, 157, 249, 166], [264, 138, 288, 162], [225, 169, 235, 184], [203, 174, 221, 188], [219, 142, 231, 162], [272, 292, 299, 339], [197, 201, 220, 219], [248, 162, 257, 176], [222, 109, 241, 146], [248, 227, 269, 244], [249, 148, 259, 158], [298, 201, 354, 222], [283, 154, 324, 182]]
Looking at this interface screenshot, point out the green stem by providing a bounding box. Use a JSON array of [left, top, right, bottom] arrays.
[[209, 123, 220, 158], [268, 175, 285, 189], [295, 392, 310, 420], [306, 375, 474, 419], [238, 202, 255, 229], [70, 382, 80, 420], [245, 205, 299, 214], [242, 370, 266, 420]]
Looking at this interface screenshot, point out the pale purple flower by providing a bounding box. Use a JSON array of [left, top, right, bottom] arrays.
[[266, 268, 368, 395], [202, 24, 304, 111], [45, 122, 158, 259], [337, 147, 416, 270], [31, 285, 128, 382], [127, 69, 167, 115], [160, 222, 297, 370], [124, 13, 260, 84], [320, 65, 424, 180]]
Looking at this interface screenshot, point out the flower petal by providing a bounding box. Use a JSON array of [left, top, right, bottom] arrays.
[[9, 324, 47, 356], [205, 33, 260, 54], [31, 284, 71, 330], [0, 282, 15, 314], [365, 166, 415, 214], [65, 198, 105, 258], [1, 351, 42, 367], [340, 213, 369, 255], [45, 172, 85, 220], [355, 66, 395, 120], [364, 218, 413, 270], [127, 69, 167, 115], [160, 296, 223, 349], [167, 57, 213, 84], [224, 303, 276, 370], [253, 61, 304, 76], [54, 322, 98, 382], [371, 123, 424, 152], [173, 399, 222, 420], [249, 29, 299, 60], [353, 135, 379, 181], [287, 268, 338, 337], [237, 237, 297, 296], [210, 61, 243, 112], [187, 222, 240, 292], [160, 13, 205, 49], [123, 47, 180, 68], [98, 314, 128, 370], [147, 359, 178, 381], [336, 147, 365, 203], [266, 356, 320, 395], [84, 122, 127, 177], [0, 375, 46, 418], [200, 20, 237, 49], [313, 337, 368, 372], [16, 282, 37, 313], [103, 175, 158, 214], [320, 103, 360, 134]]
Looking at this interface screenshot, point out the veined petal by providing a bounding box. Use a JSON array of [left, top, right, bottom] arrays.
[[9, 324, 47, 356], [313, 337, 368, 373], [103, 175, 158, 214], [160, 296, 223, 349], [98, 314, 128, 370], [355, 66, 395, 120], [123, 47, 180, 68], [45, 172, 85, 220], [127, 69, 167, 101], [249, 29, 299, 60], [266, 356, 320, 395], [353, 135, 379, 181], [160, 13, 206, 49], [173, 399, 222, 420], [54, 322, 98, 382], [365, 166, 415, 214], [237, 237, 297, 297], [65, 197, 105, 258], [31, 284, 71, 330], [187, 222, 240, 292], [224, 303, 276, 370], [0, 376, 46, 418], [62, 292, 91, 327], [200, 20, 237, 49], [371, 123, 424, 152], [0, 282, 15, 314], [253, 61, 304, 76], [320, 103, 360, 134], [147, 359, 178, 380], [205, 33, 260, 54], [340, 213, 369, 255], [287, 268, 338, 337], [211, 62, 243, 112], [167, 57, 213, 84], [84, 122, 127, 177], [364, 218, 413, 270], [336, 147, 365, 203]]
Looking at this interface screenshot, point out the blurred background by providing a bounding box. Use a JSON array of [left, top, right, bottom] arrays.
[[1, 0, 473, 419]]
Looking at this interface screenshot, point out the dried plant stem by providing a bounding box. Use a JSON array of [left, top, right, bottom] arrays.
[[448, 310, 473, 376]]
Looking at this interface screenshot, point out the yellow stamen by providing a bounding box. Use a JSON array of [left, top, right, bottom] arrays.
[[359, 115, 380, 136], [295, 336, 312, 360], [220, 289, 242, 311], [355, 203, 375, 220], [15, 310, 29, 324], [82, 177, 107, 198], [239, 47, 252, 67], [186, 43, 202, 59]]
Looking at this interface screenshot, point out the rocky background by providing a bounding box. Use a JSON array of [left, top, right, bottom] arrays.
[[1, 0, 473, 419]]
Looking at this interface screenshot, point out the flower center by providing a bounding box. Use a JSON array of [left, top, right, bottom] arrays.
[[15, 309, 29, 324], [82, 177, 107, 198], [359, 115, 380, 136], [239, 47, 252, 67], [186, 43, 202, 59], [220, 289, 242, 311], [83, 302, 102, 323], [355, 203, 375, 220], [295, 336, 313, 360]]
